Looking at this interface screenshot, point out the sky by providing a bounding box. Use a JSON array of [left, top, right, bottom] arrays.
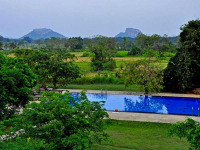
[[0, 0, 200, 38]]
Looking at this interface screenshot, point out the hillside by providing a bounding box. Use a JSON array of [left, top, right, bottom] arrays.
[[115, 28, 142, 38], [21, 28, 65, 40]]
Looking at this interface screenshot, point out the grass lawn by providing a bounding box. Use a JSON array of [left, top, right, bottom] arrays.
[[50, 84, 142, 92], [89, 120, 189, 150]]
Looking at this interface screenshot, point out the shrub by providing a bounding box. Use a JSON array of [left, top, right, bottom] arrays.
[[103, 59, 116, 71], [169, 118, 200, 149], [71, 76, 124, 84], [6, 91, 109, 150], [128, 46, 142, 56], [114, 51, 128, 57], [82, 52, 90, 57]]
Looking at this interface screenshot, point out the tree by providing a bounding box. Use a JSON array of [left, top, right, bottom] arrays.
[[30, 49, 80, 89], [0, 53, 37, 120], [163, 50, 191, 92], [6, 91, 109, 150], [134, 34, 176, 54], [87, 36, 116, 71], [9, 42, 18, 49], [164, 19, 200, 92], [117, 37, 135, 51], [127, 45, 142, 56], [65, 37, 83, 51], [0, 40, 3, 49], [122, 49, 163, 93], [169, 118, 200, 149]]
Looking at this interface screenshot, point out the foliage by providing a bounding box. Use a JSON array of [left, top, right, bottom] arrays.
[[114, 51, 128, 57], [8, 42, 18, 50], [6, 91, 109, 150], [163, 50, 191, 92], [44, 37, 67, 51], [116, 37, 135, 51], [0, 53, 37, 120], [122, 49, 163, 93], [28, 49, 81, 89], [0, 122, 5, 136], [82, 52, 90, 57], [65, 37, 83, 51], [134, 34, 176, 53], [0, 40, 3, 49], [14, 49, 34, 58], [164, 19, 200, 92], [87, 36, 116, 71], [71, 76, 124, 84], [169, 118, 200, 149], [0, 137, 46, 150], [127, 45, 142, 56]]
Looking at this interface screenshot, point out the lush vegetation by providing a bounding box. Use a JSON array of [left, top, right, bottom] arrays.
[[87, 36, 117, 71], [1, 19, 200, 149], [0, 120, 190, 150], [1, 91, 109, 149], [164, 20, 200, 92], [170, 118, 200, 149], [122, 49, 163, 93], [0, 53, 37, 120]]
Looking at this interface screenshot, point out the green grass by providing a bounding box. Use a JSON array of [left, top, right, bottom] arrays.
[[53, 84, 142, 92], [114, 51, 128, 57], [89, 120, 190, 150], [75, 62, 91, 71], [1, 120, 189, 149]]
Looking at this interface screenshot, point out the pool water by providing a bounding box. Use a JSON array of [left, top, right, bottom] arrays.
[[71, 93, 200, 116]]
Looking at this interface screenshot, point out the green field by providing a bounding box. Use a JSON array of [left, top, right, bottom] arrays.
[[54, 84, 142, 92], [70, 52, 172, 77], [89, 120, 189, 150]]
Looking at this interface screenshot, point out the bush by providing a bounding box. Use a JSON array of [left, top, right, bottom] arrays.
[[72, 76, 124, 84], [169, 118, 200, 149], [6, 91, 109, 150], [161, 52, 175, 58], [128, 46, 142, 56], [114, 51, 128, 57], [103, 59, 116, 71], [82, 52, 90, 57]]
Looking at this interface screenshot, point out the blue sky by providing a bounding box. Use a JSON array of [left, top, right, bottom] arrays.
[[0, 0, 200, 38]]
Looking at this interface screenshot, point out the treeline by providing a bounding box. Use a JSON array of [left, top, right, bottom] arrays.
[[0, 34, 178, 54]]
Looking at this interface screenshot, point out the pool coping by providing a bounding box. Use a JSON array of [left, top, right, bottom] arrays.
[[63, 89, 200, 98]]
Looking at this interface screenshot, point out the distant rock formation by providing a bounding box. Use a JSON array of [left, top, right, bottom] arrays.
[[115, 28, 142, 38], [21, 28, 65, 40]]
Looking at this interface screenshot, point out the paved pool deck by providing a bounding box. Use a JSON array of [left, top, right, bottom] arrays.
[[107, 111, 200, 124], [61, 89, 200, 123]]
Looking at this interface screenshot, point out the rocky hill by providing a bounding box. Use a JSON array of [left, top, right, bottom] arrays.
[[21, 28, 65, 40], [115, 28, 142, 38]]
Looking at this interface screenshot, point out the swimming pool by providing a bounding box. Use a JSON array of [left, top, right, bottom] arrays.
[[71, 93, 200, 116]]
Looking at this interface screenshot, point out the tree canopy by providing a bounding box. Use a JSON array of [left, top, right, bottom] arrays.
[[164, 19, 200, 92], [87, 36, 116, 71], [29, 49, 80, 89], [0, 53, 37, 120], [4, 91, 109, 150]]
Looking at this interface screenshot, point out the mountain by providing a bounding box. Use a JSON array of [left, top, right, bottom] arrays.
[[0, 35, 18, 43], [115, 28, 142, 38], [21, 28, 65, 40]]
